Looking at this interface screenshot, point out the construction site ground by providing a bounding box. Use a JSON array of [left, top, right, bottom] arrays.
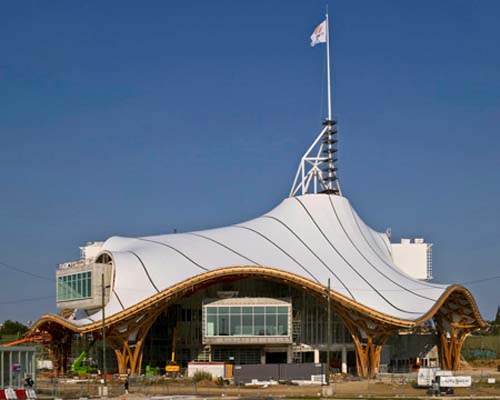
[[33, 367, 500, 399]]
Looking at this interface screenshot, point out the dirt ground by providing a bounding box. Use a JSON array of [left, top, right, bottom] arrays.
[[34, 367, 500, 399]]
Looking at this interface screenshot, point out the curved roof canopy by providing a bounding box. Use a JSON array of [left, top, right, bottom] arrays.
[[60, 193, 479, 328]]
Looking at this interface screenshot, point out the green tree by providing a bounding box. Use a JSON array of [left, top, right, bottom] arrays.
[[485, 306, 500, 336], [0, 320, 28, 336]]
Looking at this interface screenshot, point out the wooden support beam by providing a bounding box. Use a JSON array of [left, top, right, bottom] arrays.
[[45, 328, 72, 376], [435, 304, 475, 371], [340, 313, 392, 377], [107, 309, 161, 376], [438, 327, 470, 370]]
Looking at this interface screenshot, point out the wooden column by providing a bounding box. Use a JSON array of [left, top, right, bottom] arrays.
[[47, 330, 72, 375], [434, 300, 477, 371], [437, 325, 470, 370], [108, 309, 161, 376], [341, 314, 391, 377], [351, 333, 369, 377]]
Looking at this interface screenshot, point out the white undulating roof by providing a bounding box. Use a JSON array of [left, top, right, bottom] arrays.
[[74, 194, 447, 326]]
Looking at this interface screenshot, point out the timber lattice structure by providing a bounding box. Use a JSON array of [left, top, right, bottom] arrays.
[[30, 265, 487, 377]]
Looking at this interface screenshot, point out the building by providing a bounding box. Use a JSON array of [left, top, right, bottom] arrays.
[[0, 346, 36, 388], [28, 29, 487, 376], [391, 238, 433, 280], [30, 122, 486, 378]]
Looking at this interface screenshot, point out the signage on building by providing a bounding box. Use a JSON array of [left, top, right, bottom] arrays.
[[12, 363, 21, 372]]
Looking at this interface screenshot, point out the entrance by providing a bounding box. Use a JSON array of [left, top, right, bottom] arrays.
[[265, 352, 287, 364]]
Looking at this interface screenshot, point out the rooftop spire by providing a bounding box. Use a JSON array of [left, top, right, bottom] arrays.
[[290, 13, 341, 197]]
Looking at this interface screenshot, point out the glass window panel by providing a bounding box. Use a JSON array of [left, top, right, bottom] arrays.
[[219, 307, 229, 314], [265, 306, 277, 314], [218, 315, 229, 336], [230, 306, 241, 314], [62, 277, 67, 299], [207, 307, 217, 315], [254, 307, 264, 314], [82, 278, 86, 299], [230, 314, 242, 335], [254, 314, 265, 335], [207, 315, 217, 336], [242, 307, 252, 314], [266, 314, 277, 335], [278, 314, 288, 335], [277, 306, 288, 314], [56, 272, 97, 300], [87, 275, 90, 298], [242, 315, 253, 335], [57, 278, 63, 300]]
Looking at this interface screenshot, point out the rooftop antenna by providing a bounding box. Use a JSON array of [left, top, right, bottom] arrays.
[[290, 10, 341, 197]]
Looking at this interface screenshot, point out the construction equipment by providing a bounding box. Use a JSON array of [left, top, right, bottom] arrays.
[[2, 333, 51, 347], [71, 339, 97, 375], [165, 326, 180, 374], [145, 365, 161, 376]]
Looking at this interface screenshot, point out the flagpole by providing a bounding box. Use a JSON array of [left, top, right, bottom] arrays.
[[325, 11, 334, 191], [326, 12, 332, 121]]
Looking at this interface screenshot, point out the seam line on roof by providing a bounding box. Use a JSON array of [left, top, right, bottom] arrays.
[[347, 202, 443, 289], [128, 251, 160, 293], [186, 232, 261, 266], [326, 195, 438, 301], [352, 207, 393, 258], [365, 218, 393, 257], [261, 215, 355, 300], [232, 225, 322, 285], [113, 289, 125, 310], [135, 238, 209, 272], [294, 197, 421, 315]]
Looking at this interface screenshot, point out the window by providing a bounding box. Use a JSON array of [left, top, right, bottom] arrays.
[[207, 315, 217, 335], [204, 304, 289, 337], [57, 271, 92, 301]]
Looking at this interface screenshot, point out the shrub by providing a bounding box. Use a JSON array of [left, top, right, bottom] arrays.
[[192, 370, 212, 383]]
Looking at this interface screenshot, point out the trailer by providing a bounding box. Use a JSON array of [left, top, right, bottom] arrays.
[[417, 368, 453, 387]]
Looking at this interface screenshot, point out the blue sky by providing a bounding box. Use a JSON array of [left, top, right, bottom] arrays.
[[1, 1, 499, 323]]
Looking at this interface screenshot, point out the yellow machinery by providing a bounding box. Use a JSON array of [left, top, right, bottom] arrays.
[[165, 326, 180, 374]]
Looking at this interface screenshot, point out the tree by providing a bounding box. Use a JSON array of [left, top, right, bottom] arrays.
[[0, 320, 28, 336]]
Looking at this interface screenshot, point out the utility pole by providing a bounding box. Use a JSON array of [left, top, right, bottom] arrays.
[[326, 278, 331, 384], [101, 272, 107, 396]]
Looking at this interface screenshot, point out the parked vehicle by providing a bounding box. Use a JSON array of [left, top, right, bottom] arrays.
[[417, 367, 453, 387]]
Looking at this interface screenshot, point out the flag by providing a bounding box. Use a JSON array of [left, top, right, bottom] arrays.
[[310, 20, 327, 47]]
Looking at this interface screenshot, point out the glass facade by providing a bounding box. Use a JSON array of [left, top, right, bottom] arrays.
[[57, 271, 92, 301], [205, 305, 289, 337]]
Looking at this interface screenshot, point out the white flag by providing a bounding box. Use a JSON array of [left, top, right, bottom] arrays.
[[310, 20, 327, 47]]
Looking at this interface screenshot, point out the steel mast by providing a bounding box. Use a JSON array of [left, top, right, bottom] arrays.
[[290, 12, 341, 197]]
